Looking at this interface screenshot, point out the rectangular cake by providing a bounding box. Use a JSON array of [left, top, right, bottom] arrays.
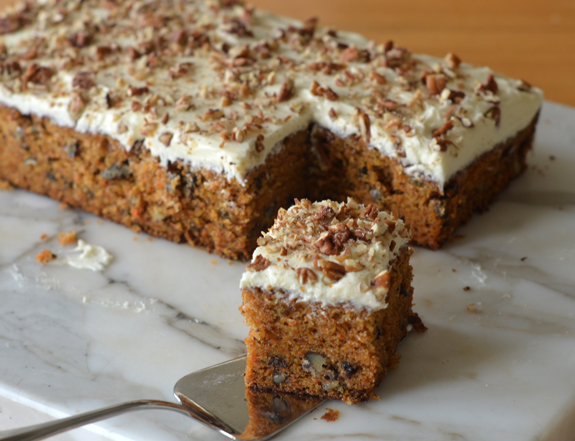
[[239, 199, 424, 404], [0, 0, 543, 259]]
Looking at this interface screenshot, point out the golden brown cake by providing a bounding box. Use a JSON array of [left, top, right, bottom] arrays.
[[0, 0, 543, 259], [240, 199, 425, 404]]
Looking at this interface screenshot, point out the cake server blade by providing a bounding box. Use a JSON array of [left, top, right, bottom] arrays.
[[0, 355, 324, 441]]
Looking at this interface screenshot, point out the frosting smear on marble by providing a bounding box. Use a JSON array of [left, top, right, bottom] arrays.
[[0, 0, 543, 186], [240, 199, 410, 310]]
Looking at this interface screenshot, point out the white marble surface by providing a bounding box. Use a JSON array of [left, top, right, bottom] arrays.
[[1, 101, 574, 441]]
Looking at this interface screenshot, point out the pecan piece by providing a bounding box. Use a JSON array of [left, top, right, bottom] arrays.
[[432, 120, 454, 137], [372, 270, 390, 289], [310, 80, 338, 101], [69, 31, 92, 48], [247, 254, 271, 272], [312, 206, 335, 223], [159, 132, 173, 146], [426, 74, 446, 96], [478, 73, 498, 94], [72, 71, 95, 90], [444, 52, 461, 70], [128, 86, 149, 96], [318, 260, 346, 281], [0, 16, 22, 35], [277, 78, 294, 103], [339, 45, 359, 63], [255, 134, 265, 152], [297, 267, 317, 285], [360, 204, 378, 220], [357, 108, 371, 144], [484, 106, 501, 127], [328, 224, 351, 248], [22, 64, 54, 90]]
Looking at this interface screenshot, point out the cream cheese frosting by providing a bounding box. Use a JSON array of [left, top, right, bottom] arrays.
[[0, 0, 543, 187], [239, 199, 410, 310]]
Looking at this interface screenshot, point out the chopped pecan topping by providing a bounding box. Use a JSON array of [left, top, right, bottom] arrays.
[[127, 46, 141, 60], [255, 134, 265, 152], [310, 80, 338, 101], [339, 45, 359, 63], [313, 206, 335, 223], [484, 106, 501, 126], [277, 78, 294, 103], [223, 18, 253, 38], [128, 86, 149, 96], [159, 132, 173, 146], [370, 71, 387, 85], [72, 72, 95, 90], [517, 79, 532, 92], [314, 233, 339, 256], [21, 64, 54, 90], [426, 74, 446, 96], [0, 15, 22, 35], [360, 204, 378, 220], [446, 89, 465, 103], [318, 259, 346, 282], [297, 267, 317, 284], [432, 120, 454, 137], [478, 73, 498, 94], [68, 92, 86, 119], [247, 254, 271, 272], [0, 60, 21, 78], [384, 219, 396, 234], [434, 137, 455, 152], [357, 108, 371, 144], [328, 224, 351, 247], [69, 31, 92, 48], [200, 109, 224, 121], [444, 52, 461, 70], [308, 62, 344, 75], [372, 271, 390, 288]]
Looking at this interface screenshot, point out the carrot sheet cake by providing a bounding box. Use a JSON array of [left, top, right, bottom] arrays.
[[0, 0, 543, 258]]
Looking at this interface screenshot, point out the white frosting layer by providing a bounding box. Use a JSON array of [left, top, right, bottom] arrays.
[[0, 0, 543, 187], [240, 199, 410, 310]]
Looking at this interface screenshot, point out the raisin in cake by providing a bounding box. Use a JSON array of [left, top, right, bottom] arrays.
[[0, 0, 543, 258], [240, 199, 424, 404]]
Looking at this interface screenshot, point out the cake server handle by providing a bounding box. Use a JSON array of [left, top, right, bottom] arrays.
[[0, 399, 192, 441]]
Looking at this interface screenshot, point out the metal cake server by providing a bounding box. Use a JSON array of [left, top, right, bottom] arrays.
[[0, 356, 324, 441]]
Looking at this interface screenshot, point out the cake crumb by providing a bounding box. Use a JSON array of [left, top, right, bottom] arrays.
[[97, 220, 103, 225], [59, 203, 69, 210], [467, 303, 476, 312], [463, 286, 471, 291], [520, 256, 527, 262], [146, 237, 153, 242], [133, 237, 139, 241], [36, 249, 57, 263], [320, 408, 339, 422], [452, 268, 457, 272], [84, 220, 90, 225], [40, 233, 49, 240], [549, 155, 555, 161], [58, 230, 77, 245], [211, 259, 217, 265], [0, 180, 14, 191]]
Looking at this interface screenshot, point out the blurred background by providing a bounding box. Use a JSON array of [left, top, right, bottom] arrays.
[[0, 0, 573, 106]]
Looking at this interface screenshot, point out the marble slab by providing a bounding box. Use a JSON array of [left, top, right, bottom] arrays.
[[1, 101, 574, 441]]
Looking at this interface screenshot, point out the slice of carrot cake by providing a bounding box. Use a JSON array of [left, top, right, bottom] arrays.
[[240, 198, 424, 404]]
